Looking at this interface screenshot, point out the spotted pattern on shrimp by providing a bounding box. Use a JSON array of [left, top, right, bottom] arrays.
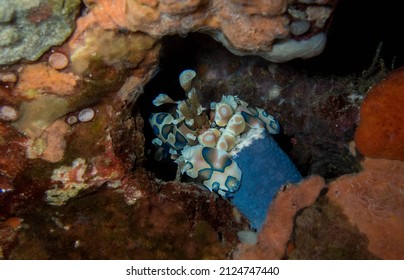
[[148, 70, 280, 198]]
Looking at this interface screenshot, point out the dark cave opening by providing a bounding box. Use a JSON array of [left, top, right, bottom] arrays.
[[137, 33, 312, 182], [136, 0, 403, 181], [294, 0, 404, 75], [137, 33, 304, 181]]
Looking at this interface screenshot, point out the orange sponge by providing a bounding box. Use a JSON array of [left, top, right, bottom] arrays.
[[355, 67, 404, 160]]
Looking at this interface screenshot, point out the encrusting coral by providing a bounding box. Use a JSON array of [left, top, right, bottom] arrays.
[[327, 157, 404, 259], [149, 69, 281, 197], [82, 0, 337, 63]]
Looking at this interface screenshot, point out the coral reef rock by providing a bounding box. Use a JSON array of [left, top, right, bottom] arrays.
[[355, 67, 404, 160], [0, 217, 22, 259], [5, 0, 399, 261], [0, 0, 162, 218], [327, 158, 404, 259], [289, 197, 378, 260], [6, 169, 248, 259], [0, 0, 81, 65], [79, 0, 337, 62]]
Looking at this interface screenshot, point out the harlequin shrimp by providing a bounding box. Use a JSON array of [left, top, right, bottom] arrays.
[[149, 69, 280, 198]]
